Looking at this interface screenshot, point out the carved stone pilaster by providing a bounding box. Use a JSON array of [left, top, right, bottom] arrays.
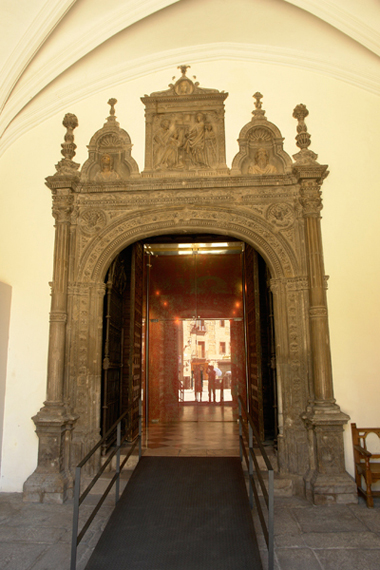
[[24, 115, 81, 503], [292, 105, 356, 503]]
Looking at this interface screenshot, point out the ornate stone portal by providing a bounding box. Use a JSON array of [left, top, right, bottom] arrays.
[[23, 67, 356, 504]]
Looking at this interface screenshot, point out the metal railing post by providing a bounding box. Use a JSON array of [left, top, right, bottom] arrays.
[[249, 423, 253, 509], [70, 408, 141, 570], [238, 398, 243, 462], [268, 469, 274, 570], [139, 399, 142, 459], [238, 396, 274, 570], [115, 420, 121, 503], [70, 466, 81, 570]]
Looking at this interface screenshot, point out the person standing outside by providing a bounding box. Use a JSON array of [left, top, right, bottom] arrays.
[[207, 364, 216, 403]]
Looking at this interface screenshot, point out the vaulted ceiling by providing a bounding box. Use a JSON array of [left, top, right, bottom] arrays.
[[0, 0, 379, 157]]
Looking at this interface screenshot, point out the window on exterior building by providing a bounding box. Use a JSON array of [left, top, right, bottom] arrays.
[[220, 320, 225, 327], [197, 341, 205, 358], [219, 342, 226, 355]]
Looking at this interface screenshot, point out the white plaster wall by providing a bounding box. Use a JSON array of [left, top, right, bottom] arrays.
[[0, 282, 12, 475], [0, 0, 379, 490]]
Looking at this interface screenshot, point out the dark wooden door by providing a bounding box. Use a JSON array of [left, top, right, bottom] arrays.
[[121, 242, 144, 440], [101, 242, 144, 447], [244, 244, 264, 440], [102, 255, 126, 450], [244, 244, 277, 442]]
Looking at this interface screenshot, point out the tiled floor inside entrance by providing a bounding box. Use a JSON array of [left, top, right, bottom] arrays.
[[142, 403, 240, 457]]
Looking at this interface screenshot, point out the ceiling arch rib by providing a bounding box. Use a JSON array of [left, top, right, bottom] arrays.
[[1, 0, 379, 157], [285, 0, 380, 57], [0, 0, 180, 141], [0, 0, 77, 116], [2, 0, 379, 144], [1, 41, 379, 159]]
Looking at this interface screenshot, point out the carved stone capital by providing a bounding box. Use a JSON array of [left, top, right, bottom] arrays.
[[52, 192, 74, 222], [270, 276, 309, 293], [309, 306, 328, 319], [299, 180, 323, 217], [49, 311, 67, 323]]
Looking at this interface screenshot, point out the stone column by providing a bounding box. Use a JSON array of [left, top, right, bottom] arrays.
[[292, 105, 357, 504], [23, 114, 80, 503]]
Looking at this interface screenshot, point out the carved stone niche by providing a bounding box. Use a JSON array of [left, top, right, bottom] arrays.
[[141, 65, 229, 177], [231, 93, 293, 176], [81, 98, 139, 184]]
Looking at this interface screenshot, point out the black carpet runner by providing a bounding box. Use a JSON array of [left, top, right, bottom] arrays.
[[84, 456, 262, 570]]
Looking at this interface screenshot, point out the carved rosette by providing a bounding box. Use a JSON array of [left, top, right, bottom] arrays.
[[266, 203, 294, 229], [79, 209, 107, 236]]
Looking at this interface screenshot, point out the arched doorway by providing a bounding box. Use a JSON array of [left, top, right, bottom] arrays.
[[23, 71, 356, 505], [100, 235, 278, 449]]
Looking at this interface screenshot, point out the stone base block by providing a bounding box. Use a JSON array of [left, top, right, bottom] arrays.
[[306, 471, 358, 505], [23, 471, 72, 504]]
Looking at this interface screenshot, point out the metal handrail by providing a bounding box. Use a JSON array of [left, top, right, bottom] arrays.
[[70, 401, 142, 570], [238, 396, 274, 570]]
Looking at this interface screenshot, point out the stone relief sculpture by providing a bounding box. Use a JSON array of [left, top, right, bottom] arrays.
[[183, 113, 208, 168], [95, 153, 120, 181], [142, 66, 228, 175], [152, 113, 218, 171], [80, 98, 139, 183], [248, 148, 277, 175], [153, 119, 181, 170], [231, 92, 293, 176], [205, 123, 217, 165]]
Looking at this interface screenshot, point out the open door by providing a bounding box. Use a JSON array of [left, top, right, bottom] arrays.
[[144, 241, 247, 424], [244, 244, 277, 443], [101, 243, 144, 448]]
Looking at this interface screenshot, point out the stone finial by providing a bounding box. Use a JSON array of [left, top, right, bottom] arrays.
[[108, 98, 117, 116], [105, 98, 119, 127], [61, 113, 78, 160], [178, 64, 191, 77], [252, 92, 266, 120], [54, 113, 80, 176], [293, 104, 311, 150], [292, 104, 318, 165]]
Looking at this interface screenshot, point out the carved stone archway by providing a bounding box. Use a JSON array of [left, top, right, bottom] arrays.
[[23, 70, 357, 506]]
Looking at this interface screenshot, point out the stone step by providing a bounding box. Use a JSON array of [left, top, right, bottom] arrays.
[[242, 467, 294, 498]]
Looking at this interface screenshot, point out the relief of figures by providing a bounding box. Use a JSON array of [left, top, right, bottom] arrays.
[[153, 119, 182, 170], [248, 148, 277, 175], [183, 113, 208, 168], [153, 114, 218, 171], [205, 123, 217, 166], [95, 153, 120, 181]]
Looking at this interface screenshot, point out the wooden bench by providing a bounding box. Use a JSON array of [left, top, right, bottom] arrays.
[[351, 423, 380, 508]]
